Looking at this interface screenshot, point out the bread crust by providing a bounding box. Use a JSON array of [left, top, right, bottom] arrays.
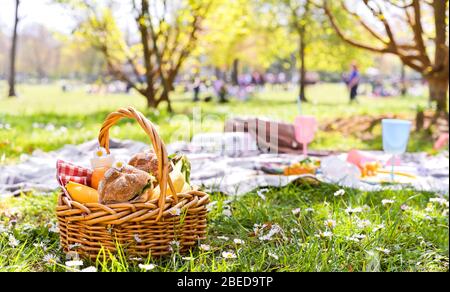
[[98, 165, 152, 204]]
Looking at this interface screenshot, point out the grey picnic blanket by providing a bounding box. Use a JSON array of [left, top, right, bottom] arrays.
[[0, 139, 448, 198]]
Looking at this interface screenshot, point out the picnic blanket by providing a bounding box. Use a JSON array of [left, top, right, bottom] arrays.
[[0, 139, 448, 197]]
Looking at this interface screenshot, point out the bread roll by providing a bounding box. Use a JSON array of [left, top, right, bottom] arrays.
[[98, 165, 153, 204], [128, 150, 159, 176]]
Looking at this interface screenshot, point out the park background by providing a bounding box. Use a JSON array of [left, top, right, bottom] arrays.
[[0, 0, 448, 272]]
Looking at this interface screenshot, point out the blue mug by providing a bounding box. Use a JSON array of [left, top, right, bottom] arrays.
[[382, 119, 412, 155]]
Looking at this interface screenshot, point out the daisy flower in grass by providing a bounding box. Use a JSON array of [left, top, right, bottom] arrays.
[[372, 224, 385, 232], [345, 207, 362, 215], [346, 234, 366, 242], [268, 253, 279, 260], [258, 224, 284, 241], [222, 209, 232, 217], [291, 208, 301, 215], [381, 199, 395, 206], [429, 197, 449, 208], [305, 208, 314, 213], [48, 223, 59, 233], [316, 231, 333, 239], [324, 219, 336, 229], [139, 264, 156, 271], [182, 256, 195, 261], [8, 234, 19, 247], [257, 189, 268, 201], [222, 251, 237, 259], [169, 240, 180, 251], [233, 238, 245, 245], [375, 248, 391, 255], [81, 266, 97, 272], [199, 244, 211, 251], [217, 236, 230, 241], [356, 219, 371, 229], [334, 189, 345, 197], [43, 254, 59, 265], [65, 260, 83, 267]]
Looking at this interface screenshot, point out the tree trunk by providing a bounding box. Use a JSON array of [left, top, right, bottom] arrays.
[[231, 59, 239, 86], [400, 65, 407, 96], [298, 30, 308, 102], [8, 0, 20, 98], [427, 77, 449, 113]]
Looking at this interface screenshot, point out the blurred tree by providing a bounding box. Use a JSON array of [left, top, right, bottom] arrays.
[[18, 25, 61, 79], [8, 0, 20, 97], [258, 0, 372, 102], [322, 0, 449, 113], [73, 0, 212, 111]]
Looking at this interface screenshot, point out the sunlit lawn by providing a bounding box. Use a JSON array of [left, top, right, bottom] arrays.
[[0, 82, 429, 163], [0, 82, 447, 272]]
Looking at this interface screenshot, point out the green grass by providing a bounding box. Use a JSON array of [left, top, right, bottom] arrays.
[[0, 183, 448, 272], [0, 82, 430, 163], [0, 82, 448, 272]]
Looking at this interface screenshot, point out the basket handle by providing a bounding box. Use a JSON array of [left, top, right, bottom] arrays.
[[98, 107, 177, 221]]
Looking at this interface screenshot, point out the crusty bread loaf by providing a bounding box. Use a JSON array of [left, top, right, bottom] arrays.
[[98, 165, 153, 204], [128, 149, 159, 176]]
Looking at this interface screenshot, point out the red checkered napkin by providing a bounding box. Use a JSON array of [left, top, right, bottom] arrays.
[[56, 159, 92, 187]]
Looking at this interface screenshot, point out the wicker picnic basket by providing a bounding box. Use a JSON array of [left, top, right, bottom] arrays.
[[56, 107, 209, 259]]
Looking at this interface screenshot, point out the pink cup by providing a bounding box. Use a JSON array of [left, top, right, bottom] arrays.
[[294, 115, 317, 156]]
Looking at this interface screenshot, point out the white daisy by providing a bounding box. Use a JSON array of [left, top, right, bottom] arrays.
[[169, 240, 180, 252], [94, 147, 108, 158], [43, 254, 59, 265], [324, 219, 336, 229], [134, 234, 142, 243], [8, 234, 19, 247], [375, 247, 391, 255], [356, 219, 371, 229], [305, 208, 315, 213], [138, 263, 156, 270], [222, 251, 237, 259], [268, 252, 279, 260], [81, 266, 97, 272], [65, 260, 83, 267], [334, 189, 345, 197], [112, 160, 127, 170], [429, 197, 449, 208], [169, 208, 181, 216], [48, 223, 60, 233], [372, 224, 385, 232], [258, 224, 283, 241], [233, 238, 245, 245], [345, 207, 362, 215], [199, 244, 211, 251], [381, 199, 395, 206], [182, 256, 195, 261], [257, 189, 268, 201], [316, 231, 333, 239], [291, 208, 301, 215], [222, 209, 232, 217], [217, 236, 230, 241]]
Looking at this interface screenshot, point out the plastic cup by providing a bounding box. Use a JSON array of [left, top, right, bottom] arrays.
[[382, 119, 412, 155], [294, 115, 317, 156], [382, 119, 411, 181]]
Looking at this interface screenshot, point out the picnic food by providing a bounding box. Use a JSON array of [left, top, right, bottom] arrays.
[[283, 158, 320, 175], [360, 161, 382, 177], [151, 155, 192, 199], [129, 149, 159, 176], [65, 181, 99, 203], [98, 164, 154, 204], [90, 147, 114, 189]]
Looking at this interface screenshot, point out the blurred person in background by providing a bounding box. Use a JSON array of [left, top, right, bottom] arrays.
[[344, 62, 360, 103]]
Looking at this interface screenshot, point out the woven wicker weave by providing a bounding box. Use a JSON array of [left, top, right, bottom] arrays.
[[56, 107, 209, 259]]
